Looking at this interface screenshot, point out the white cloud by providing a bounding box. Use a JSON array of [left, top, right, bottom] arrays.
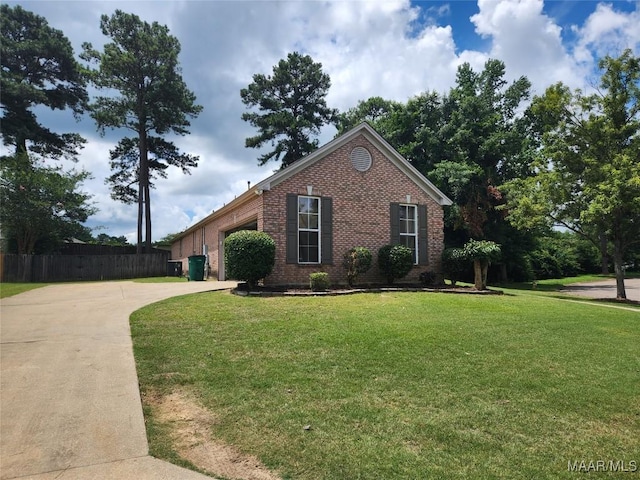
[[572, 2, 640, 64], [470, 0, 582, 92], [5, 0, 639, 244]]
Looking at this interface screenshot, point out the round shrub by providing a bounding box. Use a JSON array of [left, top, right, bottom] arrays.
[[442, 247, 467, 286], [378, 244, 413, 284], [310, 272, 330, 291], [343, 246, 373, 286], [224, 230, 275, 289]]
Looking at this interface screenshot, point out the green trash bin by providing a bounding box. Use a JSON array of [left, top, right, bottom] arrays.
[[188, 255, 206, 281]]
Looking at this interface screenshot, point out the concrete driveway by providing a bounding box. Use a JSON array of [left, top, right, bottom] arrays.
[[1, 280, 235, 480], [560, 277, 640, 302]]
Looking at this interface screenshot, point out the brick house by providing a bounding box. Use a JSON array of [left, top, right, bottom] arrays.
[[170, 123, 452, 286]]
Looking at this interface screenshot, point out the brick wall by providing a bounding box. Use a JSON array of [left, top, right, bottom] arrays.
[[170, 132, 446, 286], [262, 134, 445, 286], [170, 193, 263, 278]]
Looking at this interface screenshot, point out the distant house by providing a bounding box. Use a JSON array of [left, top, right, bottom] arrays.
[[170, 123, 452, 286]]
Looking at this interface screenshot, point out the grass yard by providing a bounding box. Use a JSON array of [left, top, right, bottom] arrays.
[[131, 290, 639, 479], [0, 282, 49, 298], [0, 277, 186, 298]]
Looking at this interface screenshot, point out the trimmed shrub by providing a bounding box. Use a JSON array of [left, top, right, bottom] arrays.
[[419, 271, 442, 287], [224, 230, 275, 289], [378, 244, 413, 284], [343, 246, 372, 286], [442, 247, 467, 286], [310, 272, 330, 291]]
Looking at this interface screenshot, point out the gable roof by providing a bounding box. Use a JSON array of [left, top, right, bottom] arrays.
[[256, 122, 453, 206], [174, 123, 452, 240]]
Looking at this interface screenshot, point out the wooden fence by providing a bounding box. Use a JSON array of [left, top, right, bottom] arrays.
[[0, 252, 170, 283]]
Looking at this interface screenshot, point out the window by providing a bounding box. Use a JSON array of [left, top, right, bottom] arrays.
[[298, 196, 320, 263], [399, 204, 418, 264], [287, 194, 332, 265]]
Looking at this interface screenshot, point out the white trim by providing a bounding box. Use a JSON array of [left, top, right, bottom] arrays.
[[172, 122, 452, 245], [297, 195, 321, 264], [399, 204, 418, 265], [256, 123, 453, 206]]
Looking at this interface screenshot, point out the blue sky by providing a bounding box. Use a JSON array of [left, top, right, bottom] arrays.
[[4, 0, 640, 243]]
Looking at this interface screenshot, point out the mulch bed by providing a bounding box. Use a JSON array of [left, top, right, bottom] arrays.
[[232, 283, 504, 297]]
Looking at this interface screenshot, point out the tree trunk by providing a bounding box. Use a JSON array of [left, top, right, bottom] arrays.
[[17, 228, 35, 255], [613, 236, 626, 300], [136, 181, 143, 254], [482, 262, 489, 290], [473, 259, 485, 290], [138, 127, 148, 254], [599, 232, 609, 275], [144, 182, 151, 253]]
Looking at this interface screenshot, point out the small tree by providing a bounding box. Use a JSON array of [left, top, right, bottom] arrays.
[[224, 231, 275, 289], [343, 247, 372, 287], [463, 240, 501, 290], [378, 245, 413, 284], [0, 153, 95, 254]]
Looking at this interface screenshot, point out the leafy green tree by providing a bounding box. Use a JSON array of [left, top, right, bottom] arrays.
[[1, 153, 95, 254], [337, 93, 445, 174], [81, 10, 202, 253], [335, 96, 400, 134], [241, 52, 337, 169], [462, 239, 501, 290], [94, 233, 129, 246], [437, 60, 532, 238], [154, 232, 179, 248], [0, 5, 94, 254], [0, 4, 87, 159], [505, 50, 640, 299], [342, 62, 533, 280]]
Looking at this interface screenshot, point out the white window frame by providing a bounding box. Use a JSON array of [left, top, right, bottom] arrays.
[[298, 195, 321, 264], [399, 204, 418, 265]]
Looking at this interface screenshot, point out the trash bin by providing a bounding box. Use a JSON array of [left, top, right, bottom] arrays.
[[188, 255, 206, 281], [167, 261, 182, 277]]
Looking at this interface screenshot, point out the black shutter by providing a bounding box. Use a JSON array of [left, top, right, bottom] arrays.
[[390, 203, 400, 244], [286, 194, 298, 264], [418, 204, 428, 265], [321, 196, 333, 264]]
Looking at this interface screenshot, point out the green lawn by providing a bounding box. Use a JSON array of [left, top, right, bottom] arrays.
[[0, 276, 186, 298], [0, 282, 49, 298], [131, 291, 640, 480], [132, 276, 188, 283]]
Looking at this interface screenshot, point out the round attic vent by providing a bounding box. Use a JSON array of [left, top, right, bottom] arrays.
[[350, 146, 372, 172]]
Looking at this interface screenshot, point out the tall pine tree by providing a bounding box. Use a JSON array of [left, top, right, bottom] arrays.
[[241, 52, 337, 169], [82, 10, 202, 253]]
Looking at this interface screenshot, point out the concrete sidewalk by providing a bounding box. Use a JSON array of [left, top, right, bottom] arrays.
[[1, 280, 235, 479], [560, 277, 640, 302]]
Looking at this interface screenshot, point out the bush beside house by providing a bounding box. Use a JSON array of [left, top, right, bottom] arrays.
[[224, 231, 275, 289], [378, 245, 413, 284]]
